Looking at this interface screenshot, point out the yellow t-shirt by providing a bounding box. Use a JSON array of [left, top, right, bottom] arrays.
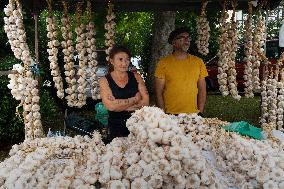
[[155, 54, 208, 114]]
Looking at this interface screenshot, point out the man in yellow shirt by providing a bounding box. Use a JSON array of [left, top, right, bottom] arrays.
[[154, 27, 208, 115]]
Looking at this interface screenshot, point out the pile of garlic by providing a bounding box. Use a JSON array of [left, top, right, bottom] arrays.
[[196, 0, 210, 56], [46, 2, 64, 99], [174, 114, 228, 151], [105, 2, 115, 62], [74, 5, 88, 108], [213, 131, 284, 188], [61, 2, 78, 107], [85, 0, 99, 100], [0, 132, 104, 188], [124, 107, 224, 189], [174, 113, 284, 188], [1, 106, 284, 189], [4, 0, 43, 139], [243, 1, 254, 98], [0, 107, 225, 189]]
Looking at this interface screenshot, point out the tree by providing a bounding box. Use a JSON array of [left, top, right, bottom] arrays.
[[147, 11, 176, 95]]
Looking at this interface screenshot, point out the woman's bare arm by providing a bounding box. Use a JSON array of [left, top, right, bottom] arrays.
[[99, 77, 141, 112]]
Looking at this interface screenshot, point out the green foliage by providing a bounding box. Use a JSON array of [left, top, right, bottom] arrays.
[[40, 88, 64, 132], [115, 12, 154, 57], [267, 19, 282, 39], [205, 93, 261, 127], [0, 56, 24, 142]]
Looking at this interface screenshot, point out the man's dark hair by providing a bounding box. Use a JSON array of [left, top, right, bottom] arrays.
[[168, 27, 189, 44]]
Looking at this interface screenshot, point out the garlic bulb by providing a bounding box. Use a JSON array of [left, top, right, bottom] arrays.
[[196, 0, 210, 56], [105, 2, 115, 62]]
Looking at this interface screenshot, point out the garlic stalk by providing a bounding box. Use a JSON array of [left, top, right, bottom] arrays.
[[61, 2, 77, 107], [252, 11, 266, 92], [217, 10, 230, 96], [4, 0, 43, 139], [243, 1, 254, 98], [226, 1, 240, 101], [196, 0, 210, 56], [74, 4, 88, 108], [85, 0, 99, 100], [46, 0, 64, 99], [105, 2, 115, 62]]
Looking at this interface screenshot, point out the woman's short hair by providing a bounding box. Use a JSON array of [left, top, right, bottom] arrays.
[[109, 45, 131, 60], [108, 45, 131, 72]]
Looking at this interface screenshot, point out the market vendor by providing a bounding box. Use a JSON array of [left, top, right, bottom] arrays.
[[99, 45, 149, 142], [155, 27, 208, 116]]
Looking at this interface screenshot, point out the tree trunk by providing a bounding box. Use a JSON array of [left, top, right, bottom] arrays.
[[147, 11, 176, 97]]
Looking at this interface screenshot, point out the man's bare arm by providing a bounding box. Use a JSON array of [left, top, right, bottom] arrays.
[[197, 77, 207, 113], [155, 77, 166, 111]]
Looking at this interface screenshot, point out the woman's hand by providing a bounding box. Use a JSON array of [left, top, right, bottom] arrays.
[[134, 92, 142, 103]]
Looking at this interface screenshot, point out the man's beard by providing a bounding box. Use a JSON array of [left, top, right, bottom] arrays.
[[181, 45, 189, 52]]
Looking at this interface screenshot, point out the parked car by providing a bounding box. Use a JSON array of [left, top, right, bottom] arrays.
[[205, 39, 280, 91]]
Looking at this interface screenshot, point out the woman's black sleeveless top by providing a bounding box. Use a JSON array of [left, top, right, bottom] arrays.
[[105, 71, 138, 140]]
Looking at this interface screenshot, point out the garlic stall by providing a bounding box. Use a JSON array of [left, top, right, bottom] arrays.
[[2, 0, 284, 188]]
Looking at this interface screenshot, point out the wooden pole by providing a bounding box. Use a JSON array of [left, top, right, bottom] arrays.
[[34, 13, 39, 62], [0, 70, 17, 76]]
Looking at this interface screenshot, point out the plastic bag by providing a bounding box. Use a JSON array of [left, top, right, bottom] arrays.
[[65, 112, 104, 135], [223, 121, 265, 140], [95, 102, 109, 126]]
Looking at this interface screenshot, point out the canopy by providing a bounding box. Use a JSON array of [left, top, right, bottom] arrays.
[[1, 0, 282, 14]]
